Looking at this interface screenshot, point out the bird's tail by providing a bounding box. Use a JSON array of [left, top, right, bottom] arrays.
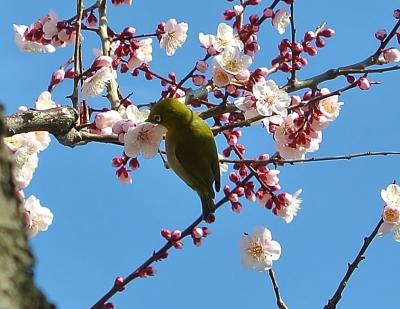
[[200, 195, 216, 220]]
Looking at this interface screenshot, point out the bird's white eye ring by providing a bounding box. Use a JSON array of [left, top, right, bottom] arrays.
[[154, 114, 162, 123]]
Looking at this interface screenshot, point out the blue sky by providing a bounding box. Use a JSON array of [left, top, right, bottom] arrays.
[[1, 1, 400, 308]]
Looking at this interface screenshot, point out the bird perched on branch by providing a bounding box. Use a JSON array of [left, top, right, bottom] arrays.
[[147, 98, 220, 219]]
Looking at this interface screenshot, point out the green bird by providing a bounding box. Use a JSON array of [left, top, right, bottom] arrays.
[[147, 98, 220, 219]]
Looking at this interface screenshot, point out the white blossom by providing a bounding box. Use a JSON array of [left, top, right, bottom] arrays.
[[35, 91, 57, 110], [199, 23, 243, 52], [160, 19, 188, 56], [125, 105, 150, 124], [81, 67, 116, 99], [127, 38, 153, 71], [253, 79, 290, 117], [276, 189, 302, 223], [272, 9, 291, 35], [239, 227, 281, 271], [215, 46, 252, 76], [23, 195, 53, 238], [124, 122, 167, 159]]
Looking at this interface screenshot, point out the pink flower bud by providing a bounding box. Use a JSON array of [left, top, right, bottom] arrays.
[[192, 74, 206, 86], [358, 77, 370, 90], [95, 110, 122, 129], [192, 227, 204, 239], [205, 213, 215, 223], [375, 29, 387, 41], [319, 28, 335, 38], [114, 276, 125, 291], [196, 60, 208, 73], [92, 56, 113, 69], [346, 75, 356, 84], [394, 9, 400, 19], [161, 228, 171, 240], [129, 158, 140, 170], [263, 8, 274, 18], [229, 193, 239, 203], [383, 48, 400, 62], [171, 230, 182, 241], [173, 240, 184, 249], [246, 0, 261, 5], [235, 69, 250, 81], [223, 9, 236, 20], [116, 167, 132, 184], [87, 12, 98, 26], [144, 267, 156, 276], [229, 172, 241, 183], [102, 303, 115, 309], [304, 31, 316, 42], [112, 156, 125, 167], [315, 37, 325, 48], [122, 26, 136, 37], [65, 68, 75, 79], [233, 5, 244, 15], [231, 202, 242, 213], [50, 69, 65, 86]]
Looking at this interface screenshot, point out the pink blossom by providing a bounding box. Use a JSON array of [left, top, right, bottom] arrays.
[[383, 48, 400, 62], [95, 110, 123, 130]]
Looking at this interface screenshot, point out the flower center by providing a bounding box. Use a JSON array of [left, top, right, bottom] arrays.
[[225, 59, 239, 71], [168, 31, 175, 39], [321, 100, 334, 114], [137, 130, 149, 143], [384, 208, 399, 222], [247, 242, 264, 260]]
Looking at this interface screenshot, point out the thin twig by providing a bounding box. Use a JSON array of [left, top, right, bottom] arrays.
[[256, 0, 281, 26], [67, 1, 99, 23], [70, 0, 84, 109], [220, 151, 400, 165], [289, 1, 296, 83], [90, 174, 254, 309], [324, 219, 384, 309], [268, 269, 288, 309]]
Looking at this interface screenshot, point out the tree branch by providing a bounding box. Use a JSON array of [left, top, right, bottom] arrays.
[[220, 151, 400, 165], [324, 219, 384, 309], [268, 269, 288, 309], [90, 174, 254, 309]]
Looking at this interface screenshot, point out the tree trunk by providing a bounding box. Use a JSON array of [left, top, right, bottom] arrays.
[[0, 106, 54, 309]]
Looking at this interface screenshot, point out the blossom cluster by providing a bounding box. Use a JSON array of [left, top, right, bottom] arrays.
[[14, 11, 76, 53], [4, 92, 56, 238]]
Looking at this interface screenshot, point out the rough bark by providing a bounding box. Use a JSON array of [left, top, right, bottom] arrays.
[[0, 106, 54, 309]]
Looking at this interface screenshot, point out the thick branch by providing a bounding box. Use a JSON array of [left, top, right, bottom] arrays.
[[4, 108, 121, 147], [97, 0, 121, 110]]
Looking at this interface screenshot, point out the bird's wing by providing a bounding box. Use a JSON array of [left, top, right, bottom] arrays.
[[174, 140, 216, 198]]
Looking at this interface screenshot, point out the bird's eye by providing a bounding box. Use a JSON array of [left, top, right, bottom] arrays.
[[154, 114, 162, 123]]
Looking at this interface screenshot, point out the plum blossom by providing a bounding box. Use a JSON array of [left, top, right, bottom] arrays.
[[13, 24, 56, 53], [253, 79, 290, 117], [124, 122, 167, 159], [199, 23, 243, 52], [23, 195, 53, 238], [272, 9, 290, 34], [95, 110, 123, 130], [81, 67, 116, 99], [239, 226, 281, 271], [127, 38, 153, 71], [125, 105, 150, 124], [35, 91, 57, 110], [215, 46, 252, 76], [317, 94, 343, 121], [275, 189, 302, 223], [378, 183, 400, 241], [383, 48, 400, 62], [160, 19, 188, 56], [212, 65, 232, 87]]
